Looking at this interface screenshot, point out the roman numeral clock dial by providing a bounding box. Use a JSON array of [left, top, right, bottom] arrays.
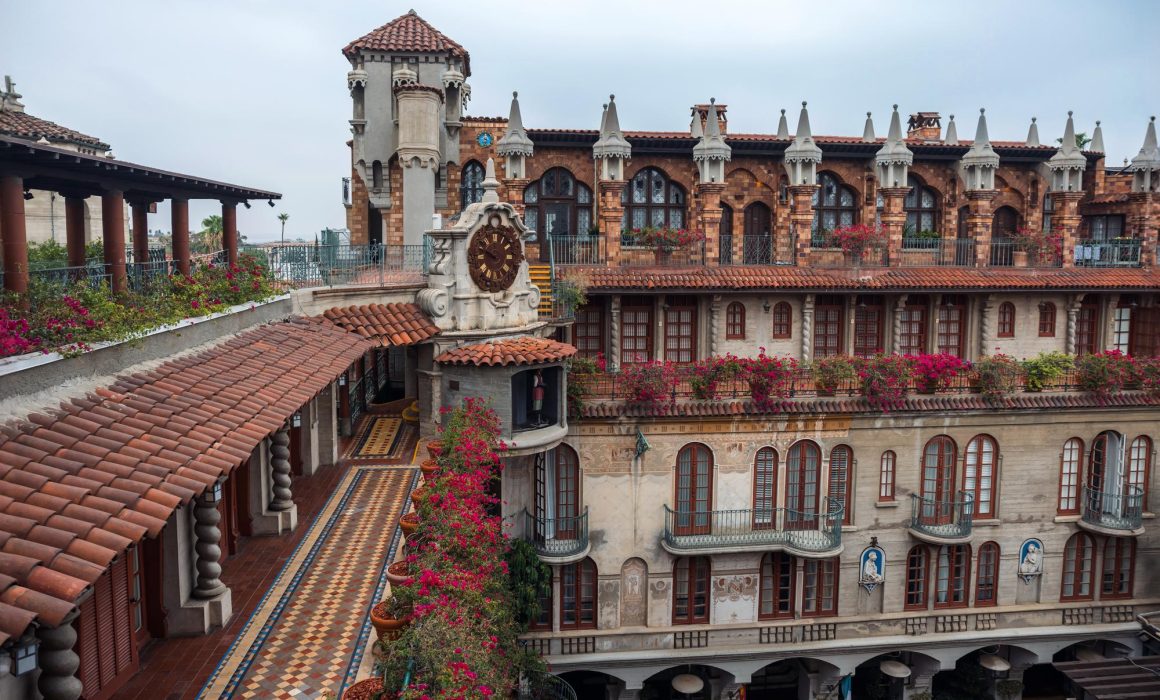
[[467, 224, 524, 293]]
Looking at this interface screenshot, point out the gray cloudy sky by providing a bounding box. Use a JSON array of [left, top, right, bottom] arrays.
[[4, 0, 1157, 242]]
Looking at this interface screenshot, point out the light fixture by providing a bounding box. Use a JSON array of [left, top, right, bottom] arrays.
[[671, 674, 704, 695], [763, 299, 771, 313], [11, 636, 38, 676], [203, 479, 224, 505], [243, 201, 252, 209], [22, 189, 33, 201], [879, 659, 911, 679], [979, 654, 1010, 673], [268, 199, 276, 208]]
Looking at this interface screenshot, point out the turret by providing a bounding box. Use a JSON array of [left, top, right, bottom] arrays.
[[593, 94, 631, 180], [496, 91, 534, 179], [862, 112, 875, 143], [783, 102, 822, 185], [776, 109, 790, 139], [1048, 111, 1087, 192], [693, 98, 731, 184], [944, 114, 958, 146], [1026, 117, 1040, 147], [1090, 120, 1105, 153], [1130, 116, 1160, 193], [875, 105, 913, 187], [961, 109, 999, 191]]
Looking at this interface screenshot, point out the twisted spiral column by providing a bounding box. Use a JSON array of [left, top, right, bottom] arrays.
[[269, 426, 293, 511], [608, 295, 622, 372], [1066, 299, 1080, 355], [979, 295, 994, 357], [709, 295, 721, 356], [192, 493, 226, 599], [37, 617, 82, 700], [800, 294, 815, 363]]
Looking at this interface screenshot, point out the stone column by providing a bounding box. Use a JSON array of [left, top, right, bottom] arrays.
[[1129, 191, 1157, 266], [130, 199, 150, 268], [171, 198, 191, 276], [599, 180, 626, 263], [709, 294, 721, 356], [801, 293, 816, 362], [609, 295, 622, 371], [269, 424, 293, 511], [36, 614, 82, 700], [192, 491, 227, 599], [1052, 191, 1084, 268], [221, 201, 238, 266], [101, 189, 128, 292], [892, 294, 909, 354], [1066, 295, 1083, 354], [0, 174, 29, 294], [787, 184, 817, 265], [879, 186, 910, 266], [979, 294, 995, 357], [964, 189, 998, 268], [697, 182, 726, 265], [64, 195, 87, 268]]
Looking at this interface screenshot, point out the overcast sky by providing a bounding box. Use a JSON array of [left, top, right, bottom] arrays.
[[4, 0, 1157, 242]]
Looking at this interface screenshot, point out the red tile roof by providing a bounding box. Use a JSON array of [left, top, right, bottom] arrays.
[[1084, 192, 1131, 205], [436, 337, 576, 367], [0, 317, 371, 641], [322, 303, 439, 347], [566, 266, 1160, 292], [0, 109, 108, 150], [343, 10, 470, 74]]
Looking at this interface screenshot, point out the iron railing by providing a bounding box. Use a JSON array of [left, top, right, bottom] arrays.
[[909, 491, 974, 540], [523, 508, 589, 559], [1074, 239, 1143, 267], [547, 235, 606, 266], [988, 240, 1063, 268], [896, 239, 978, 266], [730, 235, 794, 265], [662, 500, 843, 554], [519, 671, 579, 700], [809, 244, 889, 267], [616, 232, 706, 267], [1081, 485, 1144, 531], [259, 244, 427, 288]]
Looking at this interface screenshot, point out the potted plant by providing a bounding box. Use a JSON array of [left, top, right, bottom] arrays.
[[972, 354, 1022, 404], [908, 353, 968, 393], [419, 458, 439, 483], [385, 559, 411, 587], [370, 597, 410, 642], [825, 224, 887, 265], [1021, 351, 1073, 392], [342, 677, 383, 700], [554, 277, 587, 316], [631, 226, 706, 264], [398, 511, 420, 536], [741, 351, 796, 411], [425, 440, 442, 460], [811, 355, 857, 396], [1011, 226, 1063, 266], [689, 354, 744, 401], [1075, 350, 1139, 403], [857, 354, 914, 411], [409, 485, 429, 508]]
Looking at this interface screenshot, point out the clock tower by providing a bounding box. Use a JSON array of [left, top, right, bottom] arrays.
[[418, 158, 542, 333]]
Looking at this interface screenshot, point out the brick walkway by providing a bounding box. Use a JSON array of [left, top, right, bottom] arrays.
[[111, 420, 417, 700]]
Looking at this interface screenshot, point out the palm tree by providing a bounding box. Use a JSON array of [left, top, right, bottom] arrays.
[[197, 215, 223, 253], [278, 212, 289, 246], [1056, 132, 1093, 149]]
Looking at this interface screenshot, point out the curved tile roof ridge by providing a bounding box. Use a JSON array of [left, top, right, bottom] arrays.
[[321, 302, 439, 347], [436, 336, 577, 367]]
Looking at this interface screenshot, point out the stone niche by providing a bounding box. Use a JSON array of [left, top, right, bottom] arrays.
[[440, 360, 567, 452]]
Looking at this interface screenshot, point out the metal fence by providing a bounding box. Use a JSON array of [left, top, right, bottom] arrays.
[[1074, 239, 1143, 267], [988, 240, 1063, 268], [547, 235, 605, 266], [523, 509, 589, 558], [663, 499, 843, 554], [1081, 485, 1144, 532], [910, 491, 974, 540], [257, 244, 428, 288], [896, 239, 978, 267]]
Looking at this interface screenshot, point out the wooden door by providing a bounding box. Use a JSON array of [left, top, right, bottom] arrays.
[[786, 442, 820, 529], [922, 437, 957, 524], [675, 444, 713, 535]]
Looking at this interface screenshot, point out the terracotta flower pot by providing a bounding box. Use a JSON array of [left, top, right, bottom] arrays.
[[370, 601, 410, 642], [385, 559, 411, 587], [410, 487, 429, 508], [420, 459, 439, 483], [343, 677, 384, 700], [399, 511, 420, 536], [426, 440, 443, 459]]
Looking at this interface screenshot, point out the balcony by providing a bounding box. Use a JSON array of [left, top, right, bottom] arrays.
[[259, 243, 428, 288], [988, 240, 1063, 268], [1074, 239, 1143, 268], [908, 492, 974, 544], [895, 238, 978, 267], [523, 508, 590, 564], [1079, 486, 1144, 536], [661, 501, 843, 558]]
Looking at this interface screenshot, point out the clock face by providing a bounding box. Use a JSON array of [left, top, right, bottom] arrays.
[[468, 224, 523, 293], [477, 131, 493, 147]]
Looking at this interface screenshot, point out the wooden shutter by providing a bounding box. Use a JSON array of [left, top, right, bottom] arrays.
[[76, 596, 100, 697], [95, 570, 116, 687], [111, 557, 136, 675]]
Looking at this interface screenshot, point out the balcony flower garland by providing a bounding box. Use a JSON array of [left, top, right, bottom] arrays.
[[1010, 226, 1063, 265], [811, 355, 857, 395], [971, 354, 1023, 405], [688, 354, 744, 400], [1075, 350, 1138, 404], [741, 350, 797, 411], [857, 354, 914, 411], [628, 226, 706, 253], [621, 361, 679, 413], [825, 224, 887, 262], [907, 353, 969, 393], [1139, 358, 1160, 400]]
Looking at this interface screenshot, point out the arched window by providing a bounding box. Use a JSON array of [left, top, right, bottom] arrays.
[[555, 445, 581, 538], [759, 552, 794, 619], [990, 206, 1021, 266], [461, 160, 485, 207], [1061, 533, 1095, 600], [802, 558, 838, 616], [879, 450, 897, 502], [786, 441, 821, 528], [742, 202, 773, 263], [720, 203, 734, 265], [1038, 302, 1057, 337], [1101, 537, 1135, 599], [904, 174, 940, 234], [371, 160, 383, 190], [753, 447, 778, 529], [772, 302, 792, 340], [674, 443, 713, 535], [1128, 436, 1152, 510], [673, 556, 711, 624], [726, 302, 746, 340], [1087, 431, 1127, 514], [560, 557, 597, 629], [524, 168, 593, 261], [626, 167, 685, 230], [812, 172, 858, 240], [905, 545, 929, 609], [964, 435, 998, 518], [935, 544, 970, 608], [998, 302, 1016, 338], [1058, 438, 1084, 515], [828, 445, 853, 526], [975, 542, 1000, 606], [921, 437, 957, 523]]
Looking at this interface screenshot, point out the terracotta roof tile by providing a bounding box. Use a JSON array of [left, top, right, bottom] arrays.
[[0, 109, 108, 149], [436, 337, 577, 367], [322, 302, 440, 347], [343, 10, 470, 75]]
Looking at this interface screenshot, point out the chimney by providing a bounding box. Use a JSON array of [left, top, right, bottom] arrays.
[[691, 103, 727, 135], [906, 111, 941, 140]]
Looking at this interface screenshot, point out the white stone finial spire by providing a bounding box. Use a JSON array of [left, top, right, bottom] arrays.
[[961, 108, 999, 191], [776, 108, 790, 139], [481, 158, 500, 203], [693, 98, 731, 184], [1090, 120, 1105, 153], [1129, 116, 1160, 192], [594, 95, 631, 179], [783, 101, 822, 185], [690, 107, 704, 138], [875, 104, 913, 187], [496, 91, 534, 163], [862, 112, 875, 142], [944, 114, 958, 145], [1026, 117, 1040, 147], [1048, 111, 1087, 191]]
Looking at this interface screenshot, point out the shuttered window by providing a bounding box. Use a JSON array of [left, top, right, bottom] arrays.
[[76, 556, 138, 699]]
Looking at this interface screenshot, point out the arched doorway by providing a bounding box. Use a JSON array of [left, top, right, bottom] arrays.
[[558, 671, 621, 700], [524, 168, 593, 262], [641, 664, 729, 700], [990, 206, 1020, 266], [719, 203, 734, 265], [743, 202, 772, 264]]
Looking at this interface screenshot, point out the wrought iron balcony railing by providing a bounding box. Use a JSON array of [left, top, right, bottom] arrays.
[[1081, 485, 1144, 532], [662, 500, 843, 555], [909, 491, 974, 541], [523, 508, 589, 559], [1074, 239, 1143, 267]]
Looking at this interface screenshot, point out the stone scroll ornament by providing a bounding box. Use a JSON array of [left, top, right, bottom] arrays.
[[859, 546, 886, 593], [1019, 538, 1044, 584]]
